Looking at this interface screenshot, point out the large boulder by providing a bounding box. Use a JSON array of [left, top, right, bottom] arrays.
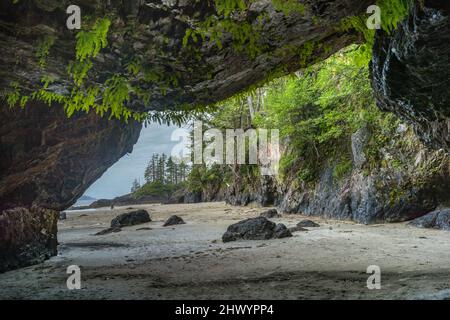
[[110, 210, 151, 228], [409, 208, 450, 231], [222, 217, 292, 242]]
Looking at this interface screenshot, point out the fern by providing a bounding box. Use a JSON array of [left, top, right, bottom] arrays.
[[75, 18, 111, 62]]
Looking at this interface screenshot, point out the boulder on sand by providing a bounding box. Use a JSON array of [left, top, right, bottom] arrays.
[[163, 215, 186, 227], [409, 208, 450, 231], [297, 220, 320, 228], [110, 210, 151, 228], [260, 209, 280, 218], [222, 217, 292, 242]]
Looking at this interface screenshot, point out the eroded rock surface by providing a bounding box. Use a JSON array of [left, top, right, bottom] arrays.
[[371, 1, 450, 152]]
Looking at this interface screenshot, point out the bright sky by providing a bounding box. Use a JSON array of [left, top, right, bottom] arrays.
[[83, 122, 190, 200]]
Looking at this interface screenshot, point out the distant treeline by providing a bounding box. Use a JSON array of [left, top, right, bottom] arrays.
[[131, 154, 190, 197]]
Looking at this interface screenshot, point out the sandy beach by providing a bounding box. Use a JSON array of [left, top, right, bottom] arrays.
[[1, 202, 449, 300]]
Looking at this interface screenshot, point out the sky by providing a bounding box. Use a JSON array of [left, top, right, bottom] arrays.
[[83, 122, 190, 200]]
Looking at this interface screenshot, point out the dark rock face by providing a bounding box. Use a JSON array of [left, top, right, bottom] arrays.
[[371, 1, 450, 152], [163, 215, 186, 227], [222, 217, 291, 242], [110, 210, 151, 228], [409, 208, 450, 230], [0, 103, 141, 272], [260, 209, 280, 218], [278, 126, 449, 224], [95, 226, 122, 236], [297, 220, 320, 228], [0, 207, 58, 273]]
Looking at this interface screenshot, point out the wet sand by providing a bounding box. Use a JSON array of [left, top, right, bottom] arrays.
[[1, 202, 449, 300]]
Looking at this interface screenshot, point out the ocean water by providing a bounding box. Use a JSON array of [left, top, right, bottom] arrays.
[[73, 199, 95, 207]]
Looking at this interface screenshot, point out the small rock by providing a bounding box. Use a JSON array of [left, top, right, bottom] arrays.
[[297, 220, 320, 228], [136, 227, 152, 231], [59, 212, 67, 220], [95, 227, 122, 235], [111, 210, 151, 228], [274, 223, 293, 239], [260, 209, 280, 218], [163, 215, 185, 227]]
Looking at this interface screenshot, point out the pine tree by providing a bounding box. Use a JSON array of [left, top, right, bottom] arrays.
[[166, 156, 175, 184], [131, 178, 141, 193]]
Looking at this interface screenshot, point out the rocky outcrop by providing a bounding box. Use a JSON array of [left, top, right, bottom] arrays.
[[409, 208, 450, 230], [371, 1, 450, 152], [0, 103, 141, 272], [278, 125, 449, 224], [222, 216, 291, 242]]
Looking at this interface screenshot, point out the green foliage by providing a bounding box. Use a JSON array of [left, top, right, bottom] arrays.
[[341, 0, 413, 60], [75, 18, 111, 62], [253, 45, 381, 183], [133, 180, 181, 198]]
